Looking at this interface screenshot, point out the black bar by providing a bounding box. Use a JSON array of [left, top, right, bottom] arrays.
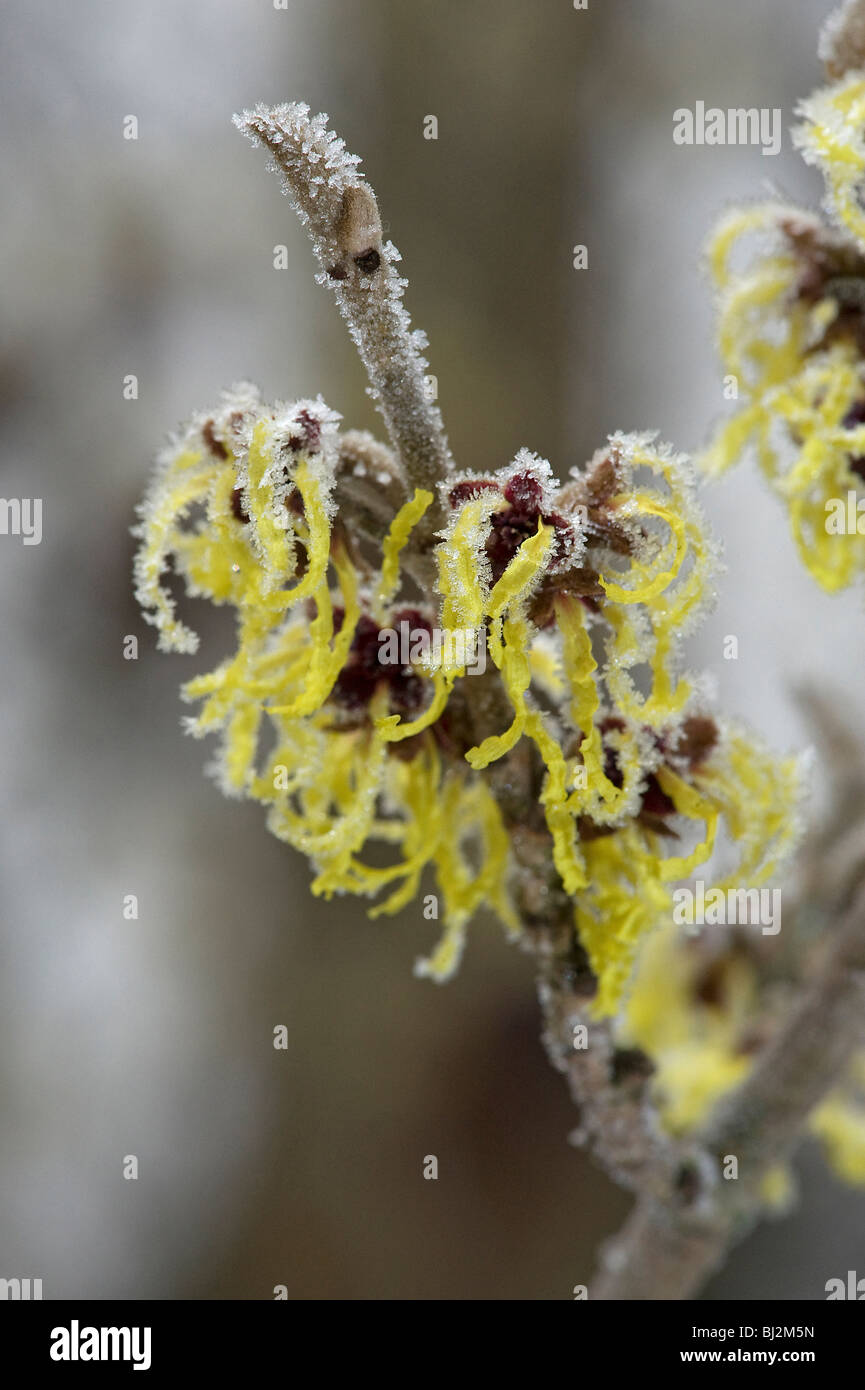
[[3, 1299, 860, 1375]]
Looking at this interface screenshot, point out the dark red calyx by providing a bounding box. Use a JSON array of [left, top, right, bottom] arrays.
[[286, 408, 322, 454], [447, 479, 499, 507], [503, 473, 544, 511], [329, 612, 432, 718], [639, 773, 676, 819], [488, 471, 572, 583]]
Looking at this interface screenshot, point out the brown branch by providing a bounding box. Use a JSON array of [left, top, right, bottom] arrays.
[[591, 867, 865, 1300], [234, 102, 454, 539], [703, 878, 865, 1170], [537, 960, 682, 1197], [534, 686, 865, 1300]]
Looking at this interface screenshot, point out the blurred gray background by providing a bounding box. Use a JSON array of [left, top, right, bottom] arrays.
[[0, 0, 862, 1299]]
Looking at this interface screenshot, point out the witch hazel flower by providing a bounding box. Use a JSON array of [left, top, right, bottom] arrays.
[[129, 59, 865, 1303], [132, 104, 802, 1021], [699, 1, 865, 593]]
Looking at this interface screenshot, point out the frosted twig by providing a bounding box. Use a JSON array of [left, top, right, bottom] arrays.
[[234, 103, 454, 529], [588, 694, 865, 1300], [533, 687, 865, 1300], [521, 827, 689, 1197], [538, 963, 682, 1195], [591, 871, 865, 1299]]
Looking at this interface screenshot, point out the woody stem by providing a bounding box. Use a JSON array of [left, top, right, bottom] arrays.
[[235, 103, 453, 538], [591, 872, 865, 1299]]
